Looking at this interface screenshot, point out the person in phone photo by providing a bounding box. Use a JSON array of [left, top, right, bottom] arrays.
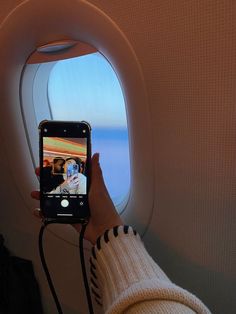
[[42, 157, 65, 193], [49, 157, 87, 195]]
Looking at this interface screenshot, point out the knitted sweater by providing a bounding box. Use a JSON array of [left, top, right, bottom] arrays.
[[90, 225, 211, 314]]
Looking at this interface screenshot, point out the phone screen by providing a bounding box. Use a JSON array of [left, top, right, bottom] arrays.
[[39, 121, 91, 221]]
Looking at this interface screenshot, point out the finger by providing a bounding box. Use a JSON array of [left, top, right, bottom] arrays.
[[91, 153, 105, 185], [31, 190, 40, 200], [74, 176, 79, 182], [71, 223, 82, 233], [91, 153, 111, 197], [33, 208, 43, 219], [35, 167, 40, 176]]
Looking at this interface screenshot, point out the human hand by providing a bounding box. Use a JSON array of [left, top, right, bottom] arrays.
[[31, 153, 123, 244], [75, 153, 123, 243], [62, 174, 79, 190]]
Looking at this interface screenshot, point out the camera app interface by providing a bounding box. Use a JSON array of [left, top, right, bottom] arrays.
[[42, 137, 87, 195]]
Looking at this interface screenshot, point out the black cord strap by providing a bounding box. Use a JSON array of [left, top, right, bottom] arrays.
[[38, 220, 94, 314], [39, 220, 63, 314]]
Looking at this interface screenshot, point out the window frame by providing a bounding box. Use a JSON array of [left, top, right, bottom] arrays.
[[21, 47, 131, 212]]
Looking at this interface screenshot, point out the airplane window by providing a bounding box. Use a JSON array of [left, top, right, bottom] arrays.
[[35, 52, 130, 211]]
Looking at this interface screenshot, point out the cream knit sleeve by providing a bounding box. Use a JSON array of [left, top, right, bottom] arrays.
[[89, 225, 211, 314]]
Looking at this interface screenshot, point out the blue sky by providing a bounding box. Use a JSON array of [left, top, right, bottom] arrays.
[[46, 52, 130, 203], [48, 52, 127, 129]]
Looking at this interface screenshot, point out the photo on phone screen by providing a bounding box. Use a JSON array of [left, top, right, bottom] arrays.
[[42, 137, 87, 195]]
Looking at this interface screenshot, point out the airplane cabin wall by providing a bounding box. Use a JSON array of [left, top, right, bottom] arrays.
[[0, 1, 235, 314]]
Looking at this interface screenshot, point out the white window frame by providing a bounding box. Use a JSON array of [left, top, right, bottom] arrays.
[[21, 47, 131, 212]]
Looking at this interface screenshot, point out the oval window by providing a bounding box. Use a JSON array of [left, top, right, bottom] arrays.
[[34, 52, 130, 210]]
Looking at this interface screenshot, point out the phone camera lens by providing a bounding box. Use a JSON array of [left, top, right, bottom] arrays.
[[44, 128, 47, 132], [64, 129, 67, 132]]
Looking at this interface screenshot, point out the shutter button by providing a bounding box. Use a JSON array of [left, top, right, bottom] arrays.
[[61, 199, 69, 207]]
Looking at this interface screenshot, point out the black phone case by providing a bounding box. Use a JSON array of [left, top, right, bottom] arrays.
[[39, 120, 91, 223]]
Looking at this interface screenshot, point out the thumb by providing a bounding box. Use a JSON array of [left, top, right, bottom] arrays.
[[91, 153, 105, 186], [90, 153, 110, 197]]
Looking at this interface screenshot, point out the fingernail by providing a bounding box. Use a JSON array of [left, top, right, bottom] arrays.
[[94, 152, 99, 162], [33, 208, 41, 217]]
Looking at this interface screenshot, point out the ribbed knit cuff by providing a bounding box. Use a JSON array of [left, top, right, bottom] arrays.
[[89, 225, 171, 310], [90, 225, 211, 314]]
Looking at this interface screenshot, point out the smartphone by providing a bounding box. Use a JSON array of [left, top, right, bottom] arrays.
[[66, 163, 79, 179], [39, 120, 91, 223]]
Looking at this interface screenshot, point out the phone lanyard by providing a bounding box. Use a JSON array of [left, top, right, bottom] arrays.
[[39, 220, 94, 314]]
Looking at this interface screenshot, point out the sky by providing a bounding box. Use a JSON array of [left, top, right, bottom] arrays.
[[48, 52, 127, 129], [44, 52, 130, 204]]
